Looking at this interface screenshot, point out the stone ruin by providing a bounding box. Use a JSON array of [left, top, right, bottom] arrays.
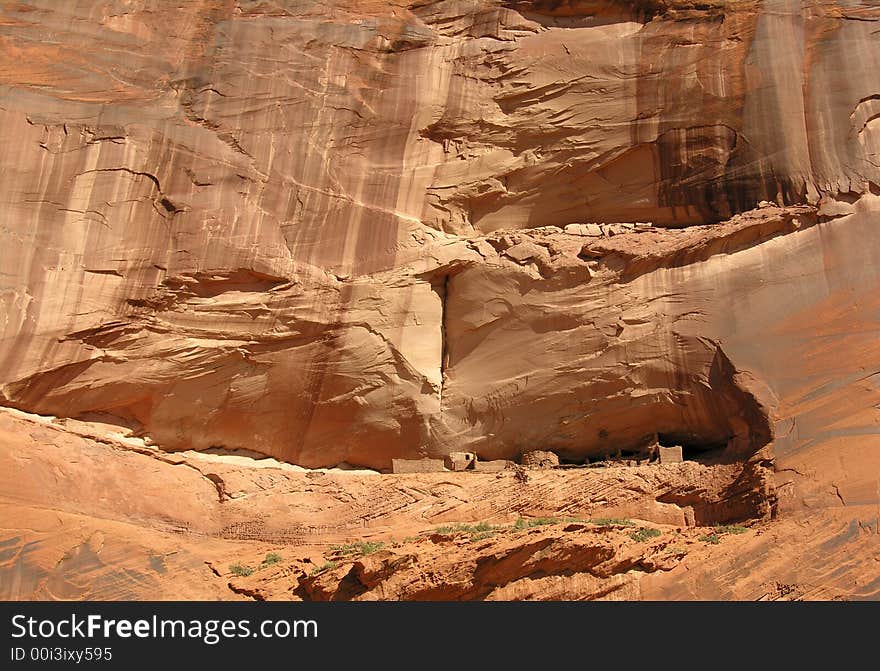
[[390, 437, 685, 474], [391, 452, 513, 474], [519, 450, 560, 469]]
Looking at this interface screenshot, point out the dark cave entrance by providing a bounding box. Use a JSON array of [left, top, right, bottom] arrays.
[[550, 343, 775, 470], [657, 433, 729, 463]]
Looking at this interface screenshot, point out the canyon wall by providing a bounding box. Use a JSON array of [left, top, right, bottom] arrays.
[[1, 0, 879, 473]]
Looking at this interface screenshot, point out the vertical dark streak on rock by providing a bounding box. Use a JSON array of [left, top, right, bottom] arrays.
[[439, 274, 451, 406]]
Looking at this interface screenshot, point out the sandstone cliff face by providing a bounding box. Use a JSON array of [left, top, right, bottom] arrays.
[[1, 0, 879, 480]]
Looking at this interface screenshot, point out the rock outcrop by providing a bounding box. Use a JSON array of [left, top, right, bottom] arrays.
[[1, 406, 875, 601], [0, 1, 879, 601], [1, 1, 879, 471]]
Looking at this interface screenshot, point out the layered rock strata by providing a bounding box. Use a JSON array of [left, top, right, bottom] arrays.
[[0, 3, 878, 485]]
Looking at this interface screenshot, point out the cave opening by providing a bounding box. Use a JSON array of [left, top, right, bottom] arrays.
[[657, 433, 729, 463]]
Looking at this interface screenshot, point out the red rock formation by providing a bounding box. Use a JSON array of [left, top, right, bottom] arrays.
[[2, 1, 879, 470], [0, 1, 878, 600], [0, 406, 874, 600]]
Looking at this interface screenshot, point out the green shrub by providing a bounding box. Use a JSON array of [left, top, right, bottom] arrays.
[[431, 522, 504, 543], [330, 542, 355, 555], [310, 561, 338, 576], [696, 525, 749, 545], [261, 552, 282, 566], [331, 541, 385, 557], [590, 518, 636, 527], [512, 517, 560, 530], [229, 563, 255, 577], [630, 527, 662, 542], [714, 524, 748, 535], [435, 522, 494, 535], [357, 541, 385, 555], [468, 530, 497, 543]]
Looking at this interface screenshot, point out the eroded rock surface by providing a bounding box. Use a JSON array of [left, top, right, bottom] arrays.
[[0, 408, 875, 601], [0, 1, 879, 600], [1, 0, 880, 470]]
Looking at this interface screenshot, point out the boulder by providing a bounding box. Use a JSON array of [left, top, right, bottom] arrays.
[[520, 451, 560, 469], [564, 224, 603, 237]]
